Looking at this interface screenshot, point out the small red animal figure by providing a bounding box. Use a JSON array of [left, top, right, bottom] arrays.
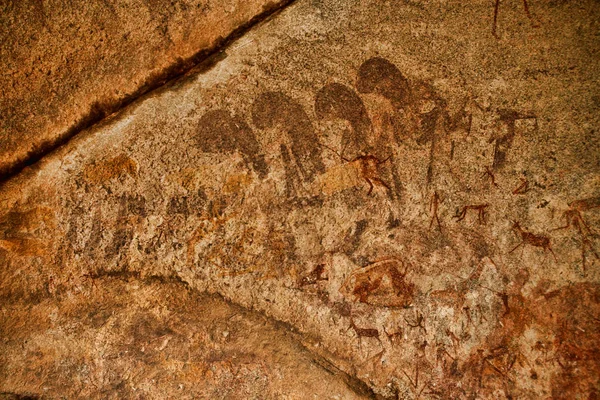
[[454, 203, 489, 225], [348, 317, 382, 349], [511, 221, 557, 262], [512, 177, 529, 195], [383, 326, 403, 345], [553, 196, 600, 274]]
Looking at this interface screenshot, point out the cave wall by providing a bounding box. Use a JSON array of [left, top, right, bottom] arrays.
[[1, 0, 599, 398]]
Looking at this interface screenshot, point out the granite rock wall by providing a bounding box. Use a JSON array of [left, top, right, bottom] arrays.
[[1, 0, 599, 398]]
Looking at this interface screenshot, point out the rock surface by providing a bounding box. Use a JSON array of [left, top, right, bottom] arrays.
[[0, 0, 289, 178], [1, 0, 600, 398], [0, 276, 369, 399]]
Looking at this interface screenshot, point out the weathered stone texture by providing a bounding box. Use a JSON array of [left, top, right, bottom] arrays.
[[0, 277, 368, 399], [1, 0, 600, 398], [0, 0, 287, 178]]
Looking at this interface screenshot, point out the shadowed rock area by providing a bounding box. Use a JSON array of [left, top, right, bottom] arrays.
[[1, 0, 600, 398]]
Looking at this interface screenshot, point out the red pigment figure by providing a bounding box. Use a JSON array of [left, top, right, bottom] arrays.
[[553, 196, 600, 274], [454, 203, 489, 225], [511, 221, 557, 262], [320, 143, 392, 195], [429, 191, 444, 231]]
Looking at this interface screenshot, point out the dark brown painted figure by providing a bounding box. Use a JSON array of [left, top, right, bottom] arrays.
[[429, 191, 443, 231], [252, 91, 324, 182], [356, 57, 447, 184], [454, 203, 490, 225], [490, 109, 537, 170], [356, 57, 411, 109], [356, 57, 413, 148], [348, 316, 382, 349], [315, 82, 371, 159], [315, 80, 401, 198], [196, 109, 268, 178], [410, 81, 448, 184]]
